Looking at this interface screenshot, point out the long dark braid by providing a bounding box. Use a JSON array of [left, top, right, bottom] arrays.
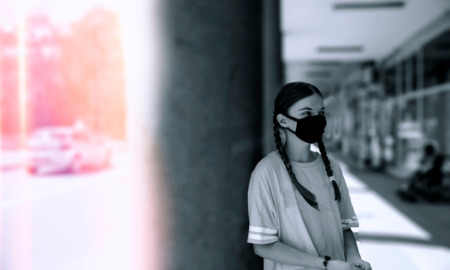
[[317, 138, 341, 202], [273, 115, 319, 210], [273, 81, 341, 210]]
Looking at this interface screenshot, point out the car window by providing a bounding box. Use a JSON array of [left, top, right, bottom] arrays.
[[73, 131, 90, 142], [51, 132, 70, 140]]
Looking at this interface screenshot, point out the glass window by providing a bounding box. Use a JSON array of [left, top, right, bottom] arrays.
[[423, 30, 450, 88], [403, 99, 417, 121], [402, 59, 408, 92], [411, 54, 418, 90], [384, 67, 396, 97]]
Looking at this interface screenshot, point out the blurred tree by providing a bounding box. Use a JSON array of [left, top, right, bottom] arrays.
[[0, 27, 20, 136], [0, 8, 126, 140], [59, 7, 126, 139], [27, 14, 66, 131]]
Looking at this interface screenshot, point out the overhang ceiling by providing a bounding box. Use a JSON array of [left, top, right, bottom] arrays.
[[281, 0, 450, 90], [282, 0, 450, 63]]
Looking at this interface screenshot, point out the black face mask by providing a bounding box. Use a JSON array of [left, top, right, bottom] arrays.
[[282, 114, 327, 144]]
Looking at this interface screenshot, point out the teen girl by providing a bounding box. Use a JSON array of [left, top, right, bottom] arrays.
[[247, 82, 371, 270]]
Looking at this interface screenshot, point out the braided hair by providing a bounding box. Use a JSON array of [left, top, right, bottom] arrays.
[[317, 138, 341, 202], [274, 82, 341, 210]]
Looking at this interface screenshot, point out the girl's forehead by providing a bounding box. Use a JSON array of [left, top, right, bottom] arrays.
[[289, 94, 324, 111]]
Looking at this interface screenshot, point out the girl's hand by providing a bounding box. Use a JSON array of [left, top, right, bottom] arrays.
[[327, 260, 362, 270], [347, 257, 372, 270]]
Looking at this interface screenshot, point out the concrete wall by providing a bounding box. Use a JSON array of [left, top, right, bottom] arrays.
[[159, 1, 264, 269], [262, 0, 283, 154]]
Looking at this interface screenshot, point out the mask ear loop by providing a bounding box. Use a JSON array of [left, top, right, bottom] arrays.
[[281, 113, 300, 121], [280, 114, 299, 136]]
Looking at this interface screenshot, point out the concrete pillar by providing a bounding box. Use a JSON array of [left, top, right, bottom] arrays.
[[159, 1, 263, 269], [263, 0, 282, 154], [395, 62, 403, 167], [417, 49, 424, 137]]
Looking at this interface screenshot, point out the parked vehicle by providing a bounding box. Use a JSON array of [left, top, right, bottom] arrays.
[[26, 127, 111, 174]]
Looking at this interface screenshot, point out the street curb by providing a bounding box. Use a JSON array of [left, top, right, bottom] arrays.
[[1, 164, 23, 171]]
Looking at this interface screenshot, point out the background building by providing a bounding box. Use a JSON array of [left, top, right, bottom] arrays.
[[283, 1, 450, 177]]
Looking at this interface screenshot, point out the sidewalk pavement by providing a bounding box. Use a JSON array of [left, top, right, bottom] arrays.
[[331, 152, 450, 270], [0, 150, 26, 171]]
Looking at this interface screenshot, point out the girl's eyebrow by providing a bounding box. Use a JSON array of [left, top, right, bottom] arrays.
[[298, 107, 325, 111]]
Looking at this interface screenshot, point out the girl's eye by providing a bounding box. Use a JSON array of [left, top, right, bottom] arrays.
[[303, 111, 312, 116], [319, 111, 325, 115]]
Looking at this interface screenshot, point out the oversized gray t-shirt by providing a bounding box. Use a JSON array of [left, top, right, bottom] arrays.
[[247, 151, 358, 270]]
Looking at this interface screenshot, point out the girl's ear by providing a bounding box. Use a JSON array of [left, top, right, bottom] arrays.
[[279, 128, 287, 145], [276, 114, 289, 128]]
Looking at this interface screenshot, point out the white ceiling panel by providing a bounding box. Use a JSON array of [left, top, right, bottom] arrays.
[[282, 0, 450, 63]]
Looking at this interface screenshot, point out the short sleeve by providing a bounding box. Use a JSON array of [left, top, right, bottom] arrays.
[[247, 169, 279, 244], [331, 160, 359, 231]]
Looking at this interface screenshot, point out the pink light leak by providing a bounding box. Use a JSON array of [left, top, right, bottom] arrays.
[[0, 1, 168, 269]]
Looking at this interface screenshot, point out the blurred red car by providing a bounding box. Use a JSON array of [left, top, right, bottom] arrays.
[[26, 127, 111, 174]]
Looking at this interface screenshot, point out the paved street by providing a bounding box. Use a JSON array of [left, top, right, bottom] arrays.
[[0, 152, 137, 270], [2, 149, 450, 270]]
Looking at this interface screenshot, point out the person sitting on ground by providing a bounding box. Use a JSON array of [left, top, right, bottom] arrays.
[[398, 144, 443, 202], [420, 154, 445, 201]]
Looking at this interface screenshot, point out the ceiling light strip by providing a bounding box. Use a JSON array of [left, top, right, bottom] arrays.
[[317, 46, 363, 53], [334, 1, 405, 10]]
